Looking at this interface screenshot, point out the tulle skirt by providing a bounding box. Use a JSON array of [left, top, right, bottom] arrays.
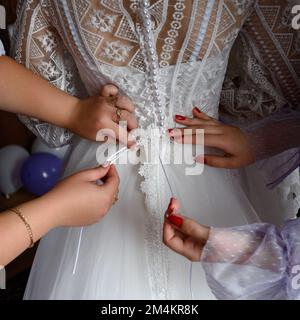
[[23, 138, 285, 300]]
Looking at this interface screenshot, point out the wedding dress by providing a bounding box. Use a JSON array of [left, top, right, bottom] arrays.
[[12, 0, 299, 299]]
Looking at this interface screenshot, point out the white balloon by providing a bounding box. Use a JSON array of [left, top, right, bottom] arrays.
[[0, 145, 30, 197], [31, 138, 70, 160]]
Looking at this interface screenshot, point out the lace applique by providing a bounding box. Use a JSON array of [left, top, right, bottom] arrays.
[[100, 0, 122, 13], [138, 129, 170, 299], [281, 1, 294, 28], [12, 0, 86, 147], [101, 40, 134, 62], [220, 0, 300, 123], [89, 9, 117, 32], [129, 1, 139, 12], [37, 59, 61, 80], [37, 29, 57, 53], [230, 0, 254, 15], [159, 0, 185, 68]]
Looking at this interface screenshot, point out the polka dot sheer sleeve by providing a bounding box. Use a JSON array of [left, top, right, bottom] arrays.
[[201, 218, 300, 300]]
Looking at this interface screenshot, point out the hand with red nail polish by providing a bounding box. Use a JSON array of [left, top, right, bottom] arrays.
[[170, 107, 255, 169], [163, 198, 210, 261], [169, 107, 219, 143], [167, 214, 183, 228]]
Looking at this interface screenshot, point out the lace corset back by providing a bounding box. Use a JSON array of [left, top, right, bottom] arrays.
[[13, 0, 255, 146]]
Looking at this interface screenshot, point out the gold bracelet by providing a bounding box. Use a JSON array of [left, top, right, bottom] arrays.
[[9, 207, 34, 248]]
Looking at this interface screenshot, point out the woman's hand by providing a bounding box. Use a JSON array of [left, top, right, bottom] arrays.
[[168, 107, 255, 169], [0, 57, 137, 146], [42, 164, 120, 228], [0, 164, 120, 266], [163, 198, 210, 261], [68, 84, 138, 147], [0, 58, 137, 146]]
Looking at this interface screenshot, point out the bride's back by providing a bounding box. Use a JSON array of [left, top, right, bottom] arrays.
[[13, 0, 255, 138], [62, 0, 252, 70]]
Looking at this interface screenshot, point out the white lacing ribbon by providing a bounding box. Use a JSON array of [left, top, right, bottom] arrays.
[[72, 227, 84, 275]]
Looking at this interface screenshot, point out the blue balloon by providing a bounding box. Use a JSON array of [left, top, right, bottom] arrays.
[[21, 153, 63, 196]]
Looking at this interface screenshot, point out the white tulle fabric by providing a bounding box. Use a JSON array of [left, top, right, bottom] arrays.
[[11, 0, 296, 299], [25, 139, 261, 300]]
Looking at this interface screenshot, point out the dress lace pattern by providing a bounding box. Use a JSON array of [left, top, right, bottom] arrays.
[[220, 0, 300, 122], [219, 0, 300, 212], [16, 0, 298, 299]]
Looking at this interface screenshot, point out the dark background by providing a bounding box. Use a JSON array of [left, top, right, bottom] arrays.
[[0, 0, 36, 300]]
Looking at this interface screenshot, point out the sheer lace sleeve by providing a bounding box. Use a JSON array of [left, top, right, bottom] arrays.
[[12, 0, 86, 147], [220, 0, 300, 123], [201, 218, 300, 300], [242, 110, 300, 188], [244, 110, 300, 161]]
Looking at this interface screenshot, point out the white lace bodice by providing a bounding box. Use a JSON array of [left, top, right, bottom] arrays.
[[13, 0, 254, 146], [13, 1, 300, 142], [87, 53, 229, 128]]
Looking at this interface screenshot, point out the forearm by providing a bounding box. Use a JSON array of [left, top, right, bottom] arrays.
[[0, 197, 58, 266], [0, 56, 79, 129], [200, 221, 299, 300]]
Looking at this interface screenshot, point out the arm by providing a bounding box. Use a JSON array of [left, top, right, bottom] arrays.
[[0, 165, 119, 266], [0, 56, 137, 146], [10, 2, 138, 146], [163, 198, 300, 300], [0, 39, 137, 146], [169, 107, 300, 172], [11, 0, 85, 147], [200, 220, 300, 300], [0, 55, 78, 129], [190, 0, 300, 171]]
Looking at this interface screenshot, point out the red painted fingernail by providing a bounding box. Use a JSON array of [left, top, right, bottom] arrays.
[[167, 214, 183, 228], [194, 107, 201, 113], [175, 115, 186, 121], [168, 129, 174, 136]]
